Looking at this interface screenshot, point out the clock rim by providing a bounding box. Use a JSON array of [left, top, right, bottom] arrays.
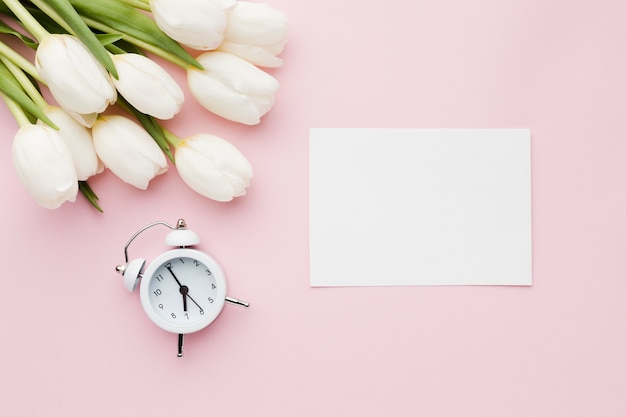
[[139, 248, 228, 334]]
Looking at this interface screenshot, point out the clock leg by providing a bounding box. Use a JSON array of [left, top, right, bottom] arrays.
[[177, 333, 184, 358]]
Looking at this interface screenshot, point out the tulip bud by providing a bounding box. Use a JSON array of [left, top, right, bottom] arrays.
[[218, 1, 288, 67], [150, 0, 237, 50], [67, 111, 98, 128], [39, 106, 101, 181], [35, 34, 117, 115], [111, 53, 184, 120], [12, 124, 78, 209], [92, 115, 168, 189], [187, 51, 279, 125], [175, 134, 253, 202]]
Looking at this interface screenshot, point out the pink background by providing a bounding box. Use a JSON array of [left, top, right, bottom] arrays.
[[1, 0, 626, 415]]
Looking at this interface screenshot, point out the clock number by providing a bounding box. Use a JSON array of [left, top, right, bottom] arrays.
[[165, 262, 172, 268], [206, 269, 212, 276], [212, 283, 216, 290], [153, 288, 162, 296], [171, 313, 176, 319], [155, 274, 163, 282], [193, 260, 200, 267], [158, 304, 163, 309], [179, 258, 185, 264], [208, 297, 214, 304], [184, 313, 189, 320]]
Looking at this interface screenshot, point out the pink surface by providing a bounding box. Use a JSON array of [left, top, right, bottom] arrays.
[[1, 0, 626, 415]]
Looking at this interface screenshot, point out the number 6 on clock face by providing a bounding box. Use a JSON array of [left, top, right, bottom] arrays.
[[139, 248, 227, 334]]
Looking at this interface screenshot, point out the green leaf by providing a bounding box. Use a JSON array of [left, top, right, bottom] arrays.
[[116, 96, 174, 162], [0, 60, 57, 128], [68, 0, 202, 69], [0, 3, 11, 14], [79, 181, 104, 212], [95, 33, 124, 46], [110, 38, 143, 55], [0, 19, 37, 48], [42, 0, 118, 78], [100, 35, 141, 55], [28, 7, 73, 36]]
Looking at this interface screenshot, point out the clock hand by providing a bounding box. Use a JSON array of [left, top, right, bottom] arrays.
[[184, 292, 204, 314], [166, 266, 183, 286], [166, 266, 188, 312], [180, 286, 189, 312]]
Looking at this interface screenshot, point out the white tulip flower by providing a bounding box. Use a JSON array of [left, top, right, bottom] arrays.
[[187, 51, 279, 125], [175, 134, 252, 202], [38, 106, 101, 181], [12, 124, 78, 209], [67, 111, 98, 128], [92, 115, 168, 189], [150, 0, 237, 50], [35, 34, 117, 115], [218, 1, 288, 67], [111, 53, 184, 120]]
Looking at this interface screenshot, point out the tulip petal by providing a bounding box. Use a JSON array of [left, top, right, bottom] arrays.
[[188, 68, 262, 124], [12, 124, 78, 209], [92, 115, 168, 189], [150, 0, 232, 50], [174, 134, 252, 202], [36, 35, 117, 114], [176, 147, 235, 201], [218, 1, 288, 67], [224, 2, 288, 46], [188, 51, 279, 124], [185, 134, 253, 179], [40, 106, 99, 181], [112, 53, 184, 120], [67, 111, 98, 128], [218, 41, 283, 68]]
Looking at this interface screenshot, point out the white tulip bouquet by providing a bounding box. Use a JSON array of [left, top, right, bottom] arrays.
[[0, 0, 287, 210]]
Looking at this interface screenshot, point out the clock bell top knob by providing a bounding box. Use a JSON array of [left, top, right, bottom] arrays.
[[165, 219, 200, 247]]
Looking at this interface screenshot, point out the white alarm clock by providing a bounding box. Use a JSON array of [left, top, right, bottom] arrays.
[[116, 219, 249, 357]]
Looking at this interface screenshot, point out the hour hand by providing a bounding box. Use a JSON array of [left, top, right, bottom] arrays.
[[180, 286, 189, 311]]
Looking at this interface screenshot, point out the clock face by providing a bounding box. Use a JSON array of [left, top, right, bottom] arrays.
[[140, 249, 227, 333]]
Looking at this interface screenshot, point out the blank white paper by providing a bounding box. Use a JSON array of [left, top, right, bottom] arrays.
[[309, 128, 531, 287]]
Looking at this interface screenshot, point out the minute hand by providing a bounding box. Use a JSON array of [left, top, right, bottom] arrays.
[[166, 266, 183, 287], [185, 293, 204, 314]]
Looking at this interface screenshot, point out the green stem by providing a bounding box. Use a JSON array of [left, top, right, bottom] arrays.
[[1, 0, 50, 41], [105, 43, 126, 55], [0, 57, 48, 110], [162, 128, 182, 147], [0, 40, 42, 82], [81, 16, 192, 69], [118, 0, 151, 11], [29, 0, 76, 36], [0, 91, 31, 127]]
